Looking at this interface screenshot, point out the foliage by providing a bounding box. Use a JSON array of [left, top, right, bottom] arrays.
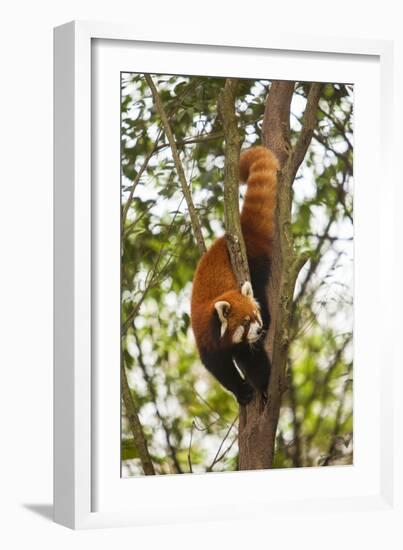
[[120, 73, 353, 475]]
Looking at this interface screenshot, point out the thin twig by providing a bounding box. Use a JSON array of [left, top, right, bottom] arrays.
[[207, 415, 239, 471], [188, 383, 233, 427], [214, 435, 238, 467], [187, 421, 195, 473]]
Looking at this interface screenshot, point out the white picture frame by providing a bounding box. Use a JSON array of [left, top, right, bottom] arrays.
[[54, 20, 400, 532]]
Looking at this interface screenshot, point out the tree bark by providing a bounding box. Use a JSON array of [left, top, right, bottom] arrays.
[[238, 81, 322, 470], [218, 79, 250, 286]]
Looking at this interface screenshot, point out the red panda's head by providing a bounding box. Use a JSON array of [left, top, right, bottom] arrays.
[[214, 282, 264, 347]]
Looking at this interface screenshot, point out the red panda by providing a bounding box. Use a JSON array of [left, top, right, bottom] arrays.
[[191, 146, 279, 404]]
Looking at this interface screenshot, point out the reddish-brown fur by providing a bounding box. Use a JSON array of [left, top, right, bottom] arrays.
[[191, 146, 278, 352]]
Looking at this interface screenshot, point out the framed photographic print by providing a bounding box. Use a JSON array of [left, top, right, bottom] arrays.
[[54, 21, 399, 532]]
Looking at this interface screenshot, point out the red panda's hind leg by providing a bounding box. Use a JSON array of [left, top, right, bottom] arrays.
[[233, 340, 271, 400], [200, 348, 254, 405]]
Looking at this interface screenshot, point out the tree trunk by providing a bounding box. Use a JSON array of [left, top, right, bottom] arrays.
[[238, 81, 322, 470]]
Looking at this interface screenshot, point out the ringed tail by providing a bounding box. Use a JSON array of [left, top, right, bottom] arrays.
[[239, 145, 279, 244]]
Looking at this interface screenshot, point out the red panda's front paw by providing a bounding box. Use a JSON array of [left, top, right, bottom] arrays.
[[236, 381, 254, 405]]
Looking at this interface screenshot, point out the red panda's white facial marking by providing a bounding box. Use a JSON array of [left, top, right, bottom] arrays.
[[231, 312, 264, 344], [232, 325, 245, 343], [246, 319, 263, 343]]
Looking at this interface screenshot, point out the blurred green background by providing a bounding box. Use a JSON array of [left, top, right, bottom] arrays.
[[120, 74, 353, 475]]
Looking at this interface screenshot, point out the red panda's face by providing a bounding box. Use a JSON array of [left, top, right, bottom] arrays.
[[214, 282, 264, 346]]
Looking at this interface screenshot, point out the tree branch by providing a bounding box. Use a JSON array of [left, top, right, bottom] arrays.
[[284, 83, 323, 184], [121, 362, 155, 475], [145, 73, 206, 255], [218, 78, 250, 286]]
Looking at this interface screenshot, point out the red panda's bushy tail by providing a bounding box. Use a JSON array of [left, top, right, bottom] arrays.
[[239, 146, 279, 247]]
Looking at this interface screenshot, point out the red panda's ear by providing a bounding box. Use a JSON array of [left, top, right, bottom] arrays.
[[214, 301, 230, 338], [241, 281, 254, 298]]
